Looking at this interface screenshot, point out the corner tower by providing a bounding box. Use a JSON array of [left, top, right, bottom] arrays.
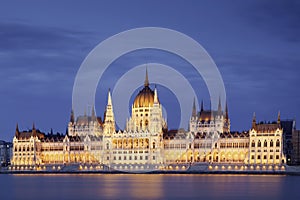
[[104, 89, 116, 135]]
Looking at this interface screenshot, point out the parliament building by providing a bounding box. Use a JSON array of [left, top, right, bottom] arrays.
[[10, 71, 286, 172]]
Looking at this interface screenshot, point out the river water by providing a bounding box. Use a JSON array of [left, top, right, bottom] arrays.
[[0, 174, 299, 200]]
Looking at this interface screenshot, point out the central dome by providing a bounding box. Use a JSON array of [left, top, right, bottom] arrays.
[[133, 85, 154, 108], [133, 68, 158, 108]]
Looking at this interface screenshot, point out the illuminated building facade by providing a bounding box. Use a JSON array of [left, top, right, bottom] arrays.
[[10, 71, 286, 171], [249, 113, 285, 164]]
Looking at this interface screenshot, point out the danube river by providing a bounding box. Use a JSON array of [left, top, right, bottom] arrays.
[[0, 174, 299, 200]]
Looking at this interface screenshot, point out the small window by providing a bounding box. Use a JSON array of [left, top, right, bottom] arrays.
[[264, 140, 267, 147], [270, 140, 274, 147], [276, 140, 280, 147], [258, 140, 261, 147]]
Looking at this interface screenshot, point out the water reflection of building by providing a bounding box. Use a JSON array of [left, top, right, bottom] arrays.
[[10, 71, 286, 170]]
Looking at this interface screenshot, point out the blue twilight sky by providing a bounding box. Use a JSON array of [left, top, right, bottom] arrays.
[[0, 0, 299, 141]]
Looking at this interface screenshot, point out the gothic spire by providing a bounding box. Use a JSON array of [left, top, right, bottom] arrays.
[[91, 104, 96, 121], [277, 111, 281, 124], [32, 122, 36, 137], [252, 112, 256, 122], [144, 67, 149, 87], [104, 89, 116, 134], [192, 97, 197, 118], [218, 96, 222, 114], [15, 123, 19, 137], [70, 109, 75, 123], [252, 112, 256, 129], [108, 88, 112, 106]]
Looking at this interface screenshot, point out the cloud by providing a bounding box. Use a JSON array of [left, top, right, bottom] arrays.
[[0, 20, 94, 52], [0, 20, 103, 95], [241, 0, 300, 43]]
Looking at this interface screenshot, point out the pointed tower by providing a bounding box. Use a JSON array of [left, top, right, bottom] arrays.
[[225, 101, 229, 121], [104, 89, 116, 135], [252, 112, 256, 129], [217, 96, 222, 115], [223, 101, 230, 132], [15, 123, 20, 138], [189, 97, 198, 132], [91, 105, 96, 121], [277, 111, 281, 124], [70, 109, 75, 124], [32, 122, 36, 137], [192, 97, 197, 118]]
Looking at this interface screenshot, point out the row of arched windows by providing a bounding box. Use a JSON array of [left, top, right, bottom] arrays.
[[251, 139, 280, 148]]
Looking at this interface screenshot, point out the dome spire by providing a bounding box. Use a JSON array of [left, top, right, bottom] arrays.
[[144, 67, 149, 87]]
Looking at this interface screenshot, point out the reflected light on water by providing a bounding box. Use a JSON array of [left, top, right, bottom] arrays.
[[1, 174, 299, 200]]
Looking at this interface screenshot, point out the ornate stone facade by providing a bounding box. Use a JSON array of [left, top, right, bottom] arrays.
[[11, 71, 286, 170]]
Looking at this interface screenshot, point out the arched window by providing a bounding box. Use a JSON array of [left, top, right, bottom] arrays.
[[270, 140, 274, 147], [152, 142, 156, 149], [258, 140, 261, 147], [140, 120, 143, 128], [145, 120, 148, 127], [276, 139, 280, 147], [264, 140, 267, 147], [106, 143, 109, 150]]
